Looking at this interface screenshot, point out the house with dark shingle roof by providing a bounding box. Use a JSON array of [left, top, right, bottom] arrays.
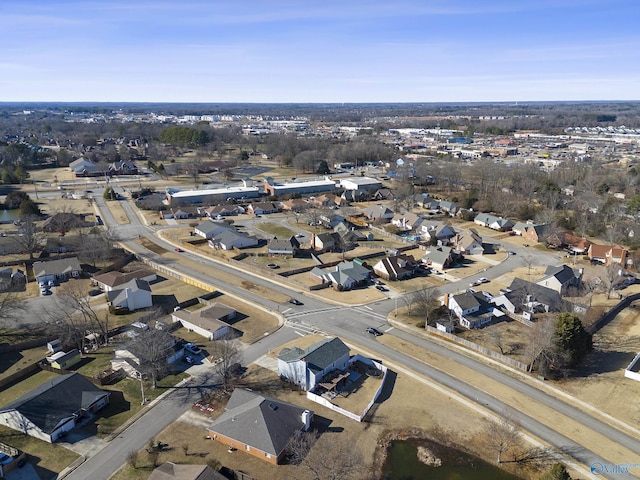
[[207, 389, 313, 465], [268, 236, 300, 257], [33, 257, 82, 284], [446, 291, 504, 329], [171, 302, 238, 340], [0, 373, 109, 442], [536, 264, 582, 295], [277, 337, 350, 391]]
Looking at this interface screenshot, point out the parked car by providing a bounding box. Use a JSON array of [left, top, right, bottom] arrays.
[[288, 298, 303, 305], [508, 251, 516, 256], [376, 285, 388, 292], [184, 343, 202, 355], [367, 327, 383, 337], [185, 355, 194, 364]]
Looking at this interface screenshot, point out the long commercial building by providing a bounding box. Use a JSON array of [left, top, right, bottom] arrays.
[[263, 176, 337, 196], [165, 184, 260, 206]]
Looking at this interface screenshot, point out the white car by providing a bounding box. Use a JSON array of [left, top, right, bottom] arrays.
[[478, 277, 489, 283]]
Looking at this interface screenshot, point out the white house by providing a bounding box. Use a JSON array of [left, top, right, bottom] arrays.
[[106, 279, 153, 311], [277, 337, 350, 391], [0, 373, 109, 443], [33, 257, 82, 285], [93, 269, 156, 292]]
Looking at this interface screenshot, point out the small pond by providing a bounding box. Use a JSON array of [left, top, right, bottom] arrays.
[[0, 209, 20, 224], [382, 439, 522, 480]]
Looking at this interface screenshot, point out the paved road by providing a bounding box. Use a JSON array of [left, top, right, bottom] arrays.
[[65, 193, 639, 479]]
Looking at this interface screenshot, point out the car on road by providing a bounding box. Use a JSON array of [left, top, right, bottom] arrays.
[[367, 327, 383, 336], [184, 343, 202, 355], [40, 287, 52, 296], [478, 277, 489, 283], [288, 298, 303, 305], [295, 233, 305, 238], [470, 280, 481, 287], [174, 247, 184, 252]]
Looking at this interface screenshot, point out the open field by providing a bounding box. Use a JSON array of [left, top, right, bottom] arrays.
[[103, 199, 131, 225]]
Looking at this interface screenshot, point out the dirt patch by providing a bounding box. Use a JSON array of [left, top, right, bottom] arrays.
[[103, 200, 131, 225]]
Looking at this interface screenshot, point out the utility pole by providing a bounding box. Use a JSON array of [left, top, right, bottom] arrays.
[[140, 375, 146, 405]]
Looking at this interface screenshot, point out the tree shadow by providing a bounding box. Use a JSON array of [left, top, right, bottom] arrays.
[[573, 349, 637, 377]]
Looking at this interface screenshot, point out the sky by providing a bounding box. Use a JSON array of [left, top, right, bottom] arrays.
[[1, 0, 640, 103]]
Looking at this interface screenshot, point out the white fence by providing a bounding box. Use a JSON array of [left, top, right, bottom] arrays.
[[305, 355, 388, 422], [624, 352, 640, 382]]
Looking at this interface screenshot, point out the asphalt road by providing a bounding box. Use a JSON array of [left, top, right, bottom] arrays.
[[62, 193, 639, 479]]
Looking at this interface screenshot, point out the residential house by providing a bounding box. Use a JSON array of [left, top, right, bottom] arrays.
[[311, 193, 341, 208], [362, 205, 394, 222], [171, 303, 238, 340], [373, 188, 396, 201], [563, 232, 591, 254], [454, 229, 484, 255], [0, 373, 110, 442], [334, 222, 372, 244], [473, 213, 513, 231], [194, 222, 232, 239], [279, 198, 309, 212], [587, 244, 628, 265], [46, 349, 81, 370], [391, 212, 424, 231], [268, 236, 300, 257], [438, 200, 460, 216], [248, 202, 280, 215], [311, 232, 341, 252], [108, 159, 138, 175], [512, 221, 534, 236], [47, 339, 63, 353], [149, 463, 226, 480], [536, 265, 582, 295], [373, 254, 419, 281], [310, 259, 371, 290], [445, 291, 504, 329], [69, 157, 103, 177], [161, 207, 199, 220], [0, 268, 25, 292], [199, 205, 244, 218], [523, 224, 563, 246], [319, 213, 345, 229], [207, 389, 313, 465], [491, 278, 567, 319], [207, 228, 260, 250], [277, 337, 350, 391], [421, 246, 455, 271], [33, 257, 82, 285], [106, 278, 153, 311], [41, 212, 88, 233], [111, 335, 183, 379], [92, 269, 156, 292], [420, 222, 456, 242]]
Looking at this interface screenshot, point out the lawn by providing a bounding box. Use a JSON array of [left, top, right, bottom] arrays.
[[0, 370, 59, 406], [253, 221, 295, 238], [0, 425, 79, 479], [0, 345, 50, 382]]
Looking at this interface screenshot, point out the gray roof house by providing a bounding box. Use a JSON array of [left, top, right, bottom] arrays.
[[208, 229, 260, 250], [0, 373, 110, 443], [362, 205, 394, 222], [421, 245, 455, 271], [106, 278, 153, 311], [268, 236, 300, 257], [446, 291, 504, 329], [207, 389, 313, 465], [171, 303, 238, 340], [310, 259, 371, 290], [491, 278, 568, 319], [277, 337, 351, 391], [33, 257, 82, 284], [149, 462, 226, 480], [536, 264, 582, 295]]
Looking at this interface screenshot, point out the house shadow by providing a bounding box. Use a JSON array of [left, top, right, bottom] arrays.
[[574, 349, 637, 377], [152, 294, 178, 310], [223, 313, 248, 326], [99, 390, 131, 418], [29, 456, 56, 480], [0, 350, 24, 375], [149, 274, 168, 286]]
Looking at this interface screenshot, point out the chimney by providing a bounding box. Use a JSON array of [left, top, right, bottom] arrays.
[[301, 410, 313, 431]]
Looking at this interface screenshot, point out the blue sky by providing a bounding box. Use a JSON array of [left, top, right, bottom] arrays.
[[1, 0, 639, 102]]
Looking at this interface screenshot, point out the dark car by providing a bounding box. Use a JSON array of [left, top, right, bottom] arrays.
[[376, 285, 388, 292], [175, 247, 184, 252], [288, 298, 303, 305], [367, 327, 383, 336], [184, 343, 202, 355]]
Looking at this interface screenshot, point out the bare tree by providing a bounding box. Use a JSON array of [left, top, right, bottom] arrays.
[[79, 227, 120, 267], [45, 206, 84, 236], [410, 286, 441, 325], [210, 333, 242, 391], [0, 291, 24, 322], [295, 434, 365, 480], [136, 328, 175, 389], [524, 316, 557, 369], [485, 409, 521, 464], [13, 215, 46, 260], [602, 263, 624, 299]]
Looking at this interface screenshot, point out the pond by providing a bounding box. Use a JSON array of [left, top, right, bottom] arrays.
[[0, 209, 20, 224], [382, 439, 522, 480]]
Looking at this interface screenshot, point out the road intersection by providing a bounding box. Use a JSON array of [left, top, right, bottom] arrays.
[[63, 191, 640, 479]]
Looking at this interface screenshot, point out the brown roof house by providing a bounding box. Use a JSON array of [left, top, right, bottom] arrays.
[[373, 254, 419, 281], [92, 269, 156, 292], [207, 388, 313, 465], [171, 303, 239, 340], [588, 244, 629, 265]]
